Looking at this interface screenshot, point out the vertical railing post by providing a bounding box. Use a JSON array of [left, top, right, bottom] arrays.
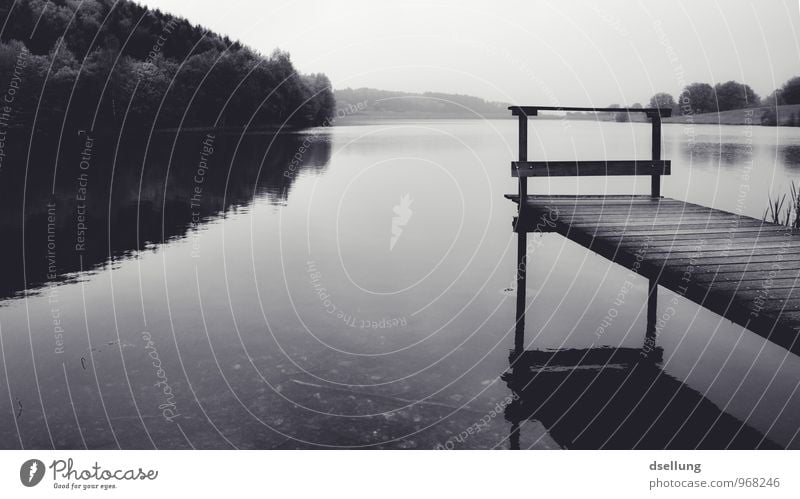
[[518, 113, 528, 199], [650, 111, 662, 198], [514, 112, 529, 356]]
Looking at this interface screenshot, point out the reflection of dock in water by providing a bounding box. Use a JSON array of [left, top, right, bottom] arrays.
[[503, 347, 780, 449]]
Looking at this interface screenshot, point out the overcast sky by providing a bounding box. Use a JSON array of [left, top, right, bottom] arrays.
[[135, 0, 799, 106]]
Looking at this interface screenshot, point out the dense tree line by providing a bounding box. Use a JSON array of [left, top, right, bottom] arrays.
[[608, 76, 800, 127], [0, 0, 335, 131], [640, 81, 761, 116], [759, 76, 800, 126]]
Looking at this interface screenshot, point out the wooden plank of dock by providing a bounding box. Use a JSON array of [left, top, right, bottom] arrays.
[[508, 194, 800, 355]]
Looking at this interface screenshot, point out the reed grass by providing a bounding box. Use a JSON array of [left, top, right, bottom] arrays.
[[764, 180, 800, 228]]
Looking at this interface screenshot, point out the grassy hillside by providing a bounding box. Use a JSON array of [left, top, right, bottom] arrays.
[[335, 87, 510, 119]]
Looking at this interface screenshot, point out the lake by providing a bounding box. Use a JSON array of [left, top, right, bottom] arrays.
[[1, 118, 800, 449]]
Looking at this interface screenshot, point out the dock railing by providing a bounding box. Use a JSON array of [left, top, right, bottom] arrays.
[[508, 106, 673, 199]]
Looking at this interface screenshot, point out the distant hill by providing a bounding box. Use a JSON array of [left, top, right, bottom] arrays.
[[334, 87, 510, 119], [664, 104, 800, 126], [334, 88, 800, 126]]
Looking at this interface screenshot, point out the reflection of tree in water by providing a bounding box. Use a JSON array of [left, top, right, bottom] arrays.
[[0, 130, 332, 299], [677, 141, 753, 166], [780, 144, 800, 169]]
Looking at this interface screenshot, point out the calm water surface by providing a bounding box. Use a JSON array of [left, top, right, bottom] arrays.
[[1, 119, 800, 449]]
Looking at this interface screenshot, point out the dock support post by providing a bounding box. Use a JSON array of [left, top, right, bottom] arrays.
[[514, 113, 529, 356], [514, 232, 527, 355], [644, 278, 658, 357]]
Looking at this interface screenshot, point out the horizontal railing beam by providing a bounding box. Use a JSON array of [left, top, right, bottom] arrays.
[[509, 106, 672, 118], [511, 160, 671, 177]]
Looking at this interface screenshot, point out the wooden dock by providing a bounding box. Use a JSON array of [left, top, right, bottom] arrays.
[[511, 194, 800, 354], [507, 106, 800, 357]]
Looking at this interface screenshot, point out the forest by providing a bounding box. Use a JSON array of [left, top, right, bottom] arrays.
[[645, 78, 800, 126], [0, 0, 336, 132]]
